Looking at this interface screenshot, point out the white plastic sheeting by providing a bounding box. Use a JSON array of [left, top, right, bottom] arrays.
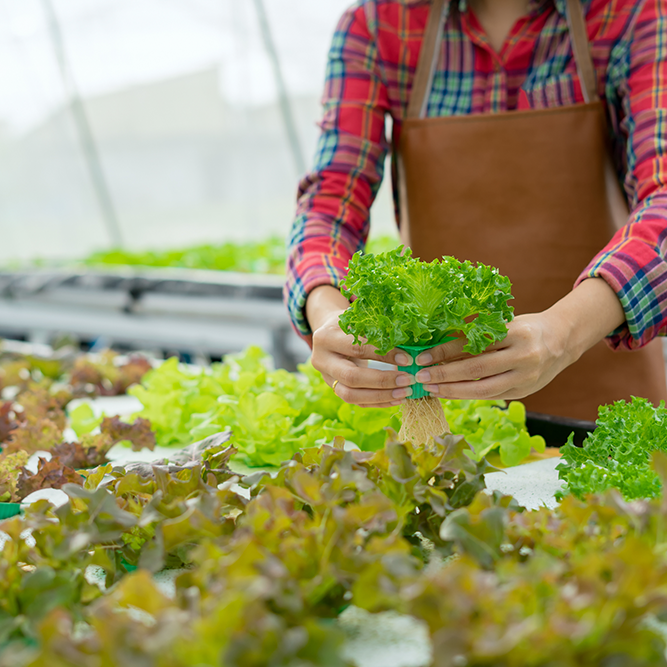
[[0, 0, 397, 262]]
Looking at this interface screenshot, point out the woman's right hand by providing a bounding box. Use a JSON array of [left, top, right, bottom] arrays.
[[307, 285, 416, 407]]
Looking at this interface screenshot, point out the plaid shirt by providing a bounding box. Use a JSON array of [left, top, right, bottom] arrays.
[[285, 0, 667, 351]]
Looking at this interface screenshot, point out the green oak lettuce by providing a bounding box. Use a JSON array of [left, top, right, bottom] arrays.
[[129, 347, 539, 468], [0, 451, 29, 502], [557, 397, 667, 501], [82, 235, 400, 275], [339, 247, 514, 356], [131, 348, 398, 466], [444, 399, 545, 467]]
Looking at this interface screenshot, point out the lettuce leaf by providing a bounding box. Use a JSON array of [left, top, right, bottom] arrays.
[[339, 247, 514, 355], [83, 234, 399, 276], [557, 397, 667, 501], [443, 399, 545, 467], [130, 347, 538, 469], [0, 450, 29, 501]]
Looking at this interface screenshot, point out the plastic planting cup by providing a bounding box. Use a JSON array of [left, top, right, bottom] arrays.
[[0, 503, 22, 520], [121, 557, 138, 573], [397, 336, 457, 399]]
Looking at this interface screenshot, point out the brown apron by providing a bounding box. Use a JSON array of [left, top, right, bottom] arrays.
[[397, 0, 666, 421]]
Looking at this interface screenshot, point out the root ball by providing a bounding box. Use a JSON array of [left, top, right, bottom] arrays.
[[399, 397, 450, 445]]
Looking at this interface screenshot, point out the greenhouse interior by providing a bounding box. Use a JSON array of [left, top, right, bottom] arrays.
[[2, 0, 667, 665]]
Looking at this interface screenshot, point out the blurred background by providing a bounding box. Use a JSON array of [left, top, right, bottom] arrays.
[[0, 0, 397, 263]]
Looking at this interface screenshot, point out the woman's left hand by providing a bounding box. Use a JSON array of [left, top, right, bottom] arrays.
[[414, 278, 626, 401], [414, 313, 571, 400]]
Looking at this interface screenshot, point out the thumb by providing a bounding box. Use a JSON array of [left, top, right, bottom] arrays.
[[415, 336, 468, 366]]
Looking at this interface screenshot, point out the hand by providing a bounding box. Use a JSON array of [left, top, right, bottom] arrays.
[[414, 278, 626, 401], [307, 285, 417, 407], [414, 314, 570, 400]]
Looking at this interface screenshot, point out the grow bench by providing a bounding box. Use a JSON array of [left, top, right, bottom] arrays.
[[0, 267, 310, 370], [525, 411, 595, 448]]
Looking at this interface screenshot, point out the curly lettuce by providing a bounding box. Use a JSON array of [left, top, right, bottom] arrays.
[[0, 450, 29, 502], [557, 397, 667, 501], [339, 247, 514, 356]]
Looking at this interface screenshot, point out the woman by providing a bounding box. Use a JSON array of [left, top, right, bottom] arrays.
[[284, 0, 667, 421]]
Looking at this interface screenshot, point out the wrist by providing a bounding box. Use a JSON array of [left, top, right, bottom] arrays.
[[544, 277, 625, 365], [305, 284, 350, 332]]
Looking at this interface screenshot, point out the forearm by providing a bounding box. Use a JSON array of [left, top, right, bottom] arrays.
[[417, 277, 627, 402], [286, 168, 386, 339], [285, 2, 391, 340], [543, 277, 625, 365], [305, 285, 350, 333], [584, 0, 667, 349], [574, 191, 667, 350]]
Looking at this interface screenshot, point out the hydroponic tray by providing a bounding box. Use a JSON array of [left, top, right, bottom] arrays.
[[526, 411, 596, 447]]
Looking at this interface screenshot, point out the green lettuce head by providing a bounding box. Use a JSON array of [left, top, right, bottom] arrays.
[[339, 247, 514, 356]]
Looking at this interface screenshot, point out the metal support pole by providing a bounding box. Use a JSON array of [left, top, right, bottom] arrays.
[[251, 0, 307, 176], [40, 0, 124, 248]]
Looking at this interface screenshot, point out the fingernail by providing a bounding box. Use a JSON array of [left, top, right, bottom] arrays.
[[391, 400, 404, 407], [393, 387, 413, 400], [395, 353, 412, 366], [395, 374, 415, 388], [424, 384, 439, 394], [416, 369, 431, 383], [417, 352, 433, 365]]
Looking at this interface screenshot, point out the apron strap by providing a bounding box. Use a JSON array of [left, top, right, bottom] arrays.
[[565, 0, 599, 103], [565, 2, 627, 226], [407, 0, 599, 116], [406, 0, 448, 119]]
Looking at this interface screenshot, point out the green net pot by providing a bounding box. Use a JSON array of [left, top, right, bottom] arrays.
[[397, 336, 456, 399], [0, 503, 22, 520], [121, 557, 138, 573]]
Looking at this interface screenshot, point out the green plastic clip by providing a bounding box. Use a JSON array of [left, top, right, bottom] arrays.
[[397, 336, 457, 399]]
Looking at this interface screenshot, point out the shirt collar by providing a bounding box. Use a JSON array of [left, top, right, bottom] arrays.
[[545, 0, 594, 20], [455, 0, 570, 19]]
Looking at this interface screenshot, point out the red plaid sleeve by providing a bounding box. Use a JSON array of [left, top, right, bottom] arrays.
[[283, 3, 391, 341], [575, 0, 667, 350]]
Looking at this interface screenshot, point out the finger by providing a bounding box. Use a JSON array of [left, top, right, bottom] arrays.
[[414, 337, 469, 366], [321, 372, 336, 388], [333, 361, 416, 391], [321, 365, 414, 405], [416, 349, 511, 385], [334, 381, 415, 406], [414, 329, 518, 366], [357, 401, 405, 409], [317, 347, 416, 391], [321, 327, 413, 367], [345, 340, 415, 367], [427, 371, 526, 401]]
